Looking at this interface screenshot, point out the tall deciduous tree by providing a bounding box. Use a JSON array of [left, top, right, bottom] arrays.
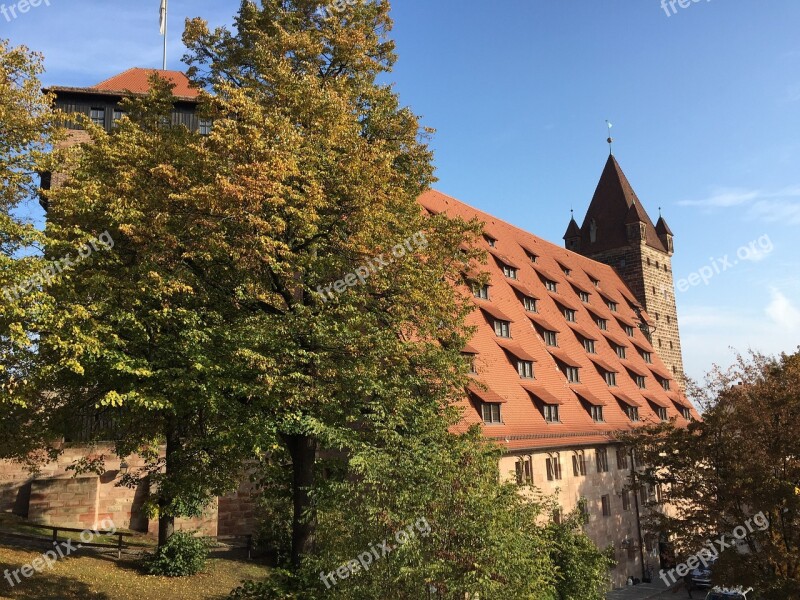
[[620, 351, 800, 599], [0, 40, 58, 459]]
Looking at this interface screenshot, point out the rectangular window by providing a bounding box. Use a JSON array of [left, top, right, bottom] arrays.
[[596, 448, 609, 473], [622, 489, 631, 511], [590, 277, 600, 287], [543, 404, 559, 423], [681, 407, 692, 420], [662, 379, 671, 391], [502, 265, 518, 279], [579, 291, 590, 303], [543, 330, 558, 347], [601, 494, 611, 517], [635, 375, 646, 389], [616, 345, 626, 359], [517, 360, 534, 379], [516, 456, 533, 485], [523, 296, 537, 312], [484, 235, 496, 247], [545, 280, 558, 292], [657, 407, 668, 421], [616, 449, 628, 470], [590, 405, 604, 422], [546, 455, 562, 481], [561, 266, 571, 277], [625, 325, 635, 337], [481, 403, 501, 424], [527, 252, 538, 263], [595, 318, 608, 331], [90, 107, 105, 126], [625, 406, 640, 422], [640, 485, 648, 506], [641, 351, 653, 364], [112, 109, 125, 122], [472, 283, 489, 299], [494, 320, 510, 338], [583, 338, 596, 353], [563, 308, 576, 322], [607, 301, 618, 312], [604, 371, 617, 386], [562, 366, 580, 383], [466, 354, 477, 374], [552, 508, 562, 524], [199, 118, 213, 135], [572, 454, 587, 477]]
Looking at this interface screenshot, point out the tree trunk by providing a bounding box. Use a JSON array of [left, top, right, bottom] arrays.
[[282, 432, 317, 568], [158, 417, 179, 547]]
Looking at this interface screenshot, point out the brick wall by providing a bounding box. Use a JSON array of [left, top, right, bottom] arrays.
[[0, 445, 256, 536]]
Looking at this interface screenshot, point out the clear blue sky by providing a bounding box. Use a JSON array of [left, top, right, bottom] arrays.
[[4, 0, 800, 382]]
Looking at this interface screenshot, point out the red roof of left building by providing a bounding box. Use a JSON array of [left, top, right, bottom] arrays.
[[92, 68, 200, 99]]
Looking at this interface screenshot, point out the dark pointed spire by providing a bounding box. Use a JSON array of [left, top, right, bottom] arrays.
[[577, 155, 666, 253], [655, 215, 674, 236]]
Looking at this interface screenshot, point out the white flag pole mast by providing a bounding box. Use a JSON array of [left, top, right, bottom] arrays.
[[161, 0, 168, 70]]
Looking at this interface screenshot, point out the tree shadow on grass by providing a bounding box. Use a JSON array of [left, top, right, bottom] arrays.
[[0, 559, 110, 599]]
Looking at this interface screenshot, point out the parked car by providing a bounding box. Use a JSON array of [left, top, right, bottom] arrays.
[[705, 586, 753, 600], [690, 558, 716, 589]]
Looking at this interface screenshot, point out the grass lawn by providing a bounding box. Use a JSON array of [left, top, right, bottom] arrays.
[[0, 543, 269, 600]]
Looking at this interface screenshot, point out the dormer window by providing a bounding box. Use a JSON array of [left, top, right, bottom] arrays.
[[526, 251, 538, 263], [542, 330, 558, 347], [561, 266, 571, 277], [481, 403, 502, 424], [615, 345, 626, 359], [517, 360, 534, 379], [604, 371, 617, 386], [523, 296, 537, 312], [640, 351, 653, 364], [606, 301, 618, 312], [472, 283, 490, 300], [635, 375, 646, 389], [562, 365, 580, 384], [583, 338, 596, 354], [595, 318, 608, 331], [624, 325, 635, 337], [563, 308, 576, 322], [680, 407, 692, 420], [579, 291, 590, 303], [543, 404, 560, 423], [656, 407, 668, 421], [662, 379, 671, 392], [484, 235, 496, 248], [590, 405, 604, 422], [502, 265, 518, 279], [494, 320, 510, 338], [545, 280, 558, 293], [625, 406, 640, 422]]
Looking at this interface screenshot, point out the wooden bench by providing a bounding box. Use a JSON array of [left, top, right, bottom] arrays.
[[44, 525, 135, 559]]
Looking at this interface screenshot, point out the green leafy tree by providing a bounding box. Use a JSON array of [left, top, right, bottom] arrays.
[[619, 351, 800, 599], [0, 39, 58, 462]]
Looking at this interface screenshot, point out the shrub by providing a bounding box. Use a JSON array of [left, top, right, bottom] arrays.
[[144, 531, 210, 577]]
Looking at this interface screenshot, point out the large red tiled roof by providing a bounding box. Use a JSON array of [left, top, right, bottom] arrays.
[[419, 189, 699, 452], [92, 68, 200, 100]]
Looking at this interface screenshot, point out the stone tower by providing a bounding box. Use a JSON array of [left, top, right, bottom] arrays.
[[564, 155, 685, 384]]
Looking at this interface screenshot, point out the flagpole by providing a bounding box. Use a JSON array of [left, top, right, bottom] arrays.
[[162, 0, 168, 70]]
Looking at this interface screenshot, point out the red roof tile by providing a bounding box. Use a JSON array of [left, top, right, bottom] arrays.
[[417, 189, 699, 450], [93, 68, 200, 99]]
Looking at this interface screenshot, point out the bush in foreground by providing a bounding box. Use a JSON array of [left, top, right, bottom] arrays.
[[144, 531, 210, 577]]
